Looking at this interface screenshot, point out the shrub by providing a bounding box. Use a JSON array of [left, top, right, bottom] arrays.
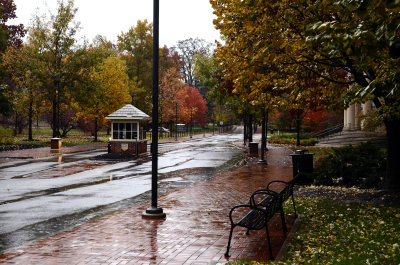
[[268, 135, 318, 146], [313, 142, 386, 189]]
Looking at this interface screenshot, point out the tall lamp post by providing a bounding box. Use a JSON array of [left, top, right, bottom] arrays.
[[143, 0, 165, 219], [175, 102, 178, 141], [190, 108, 193, 138]]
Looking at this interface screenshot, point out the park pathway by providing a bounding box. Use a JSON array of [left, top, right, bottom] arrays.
[[0, 145, 296, 264]]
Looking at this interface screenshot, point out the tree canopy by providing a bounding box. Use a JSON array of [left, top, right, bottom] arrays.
[[211, 0, 400, 189]]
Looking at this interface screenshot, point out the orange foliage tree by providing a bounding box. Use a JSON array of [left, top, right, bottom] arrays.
[[177, 85, 208, 126]]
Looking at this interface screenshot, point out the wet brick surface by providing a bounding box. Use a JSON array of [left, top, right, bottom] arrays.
[[0, 146, 296, 264]]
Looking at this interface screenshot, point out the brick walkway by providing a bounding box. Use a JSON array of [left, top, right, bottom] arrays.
[[0, 145, 296, 264]]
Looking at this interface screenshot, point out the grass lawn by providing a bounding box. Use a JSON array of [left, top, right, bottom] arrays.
[[228, 187, 400, 265], [0, 126, 110, 148], [0, 126, 213, 150]]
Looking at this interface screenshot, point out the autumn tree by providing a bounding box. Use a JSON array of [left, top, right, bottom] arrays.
[[0, 0, 25, 48], [74, 56, 131, 141], [28, 0, 79, 137], [171, 38, 212, 90], [0, 0, 25, 115], [2, 44, 45, 140], [117, 20, 153, 114], [157, 45, 183, 128], [193, 52, 241, 125], [303, 109, 343, 133], [211, 0, 400, 189], [177, 85, 208, 125], [0, 27, 10, 115]]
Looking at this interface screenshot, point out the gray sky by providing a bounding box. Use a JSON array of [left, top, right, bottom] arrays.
[[10, 0, 221, 47]]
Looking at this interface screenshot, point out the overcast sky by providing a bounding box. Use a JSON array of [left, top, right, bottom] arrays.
[[9, 0, 221, 48]]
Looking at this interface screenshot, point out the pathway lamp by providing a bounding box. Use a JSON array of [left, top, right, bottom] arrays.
[[175, 102, 178, 141], [142, 0, 165, 219], [190, 108, 193, 138]]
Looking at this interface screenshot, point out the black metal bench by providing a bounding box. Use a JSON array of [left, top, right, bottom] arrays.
[[265, 173, 299, 219], [224, 190, 281, 259], [225, 174, 299, 259], [250, 173, 299, 237]]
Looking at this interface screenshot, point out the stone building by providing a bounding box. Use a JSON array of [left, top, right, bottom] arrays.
[[343, 100, 374, 131], [317, 100, 386, 147]]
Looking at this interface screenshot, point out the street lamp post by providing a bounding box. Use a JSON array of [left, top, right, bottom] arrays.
[[175, 102, 178, 141], [143, 0, 165, 219], [190, 108, 193, 138]]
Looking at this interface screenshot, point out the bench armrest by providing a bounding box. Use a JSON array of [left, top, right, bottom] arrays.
[[266, 180, 288, 191], [228, 204, 267, 226], [249, 189, 278, 207]]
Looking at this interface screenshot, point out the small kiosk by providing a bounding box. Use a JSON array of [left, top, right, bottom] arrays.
[[106, 104, 150, 155]]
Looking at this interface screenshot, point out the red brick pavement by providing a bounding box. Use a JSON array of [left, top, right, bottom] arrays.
[[0, 146, 296, 264]]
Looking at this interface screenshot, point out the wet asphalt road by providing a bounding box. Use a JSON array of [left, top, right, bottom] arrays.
[[0, 129, 246, 253]]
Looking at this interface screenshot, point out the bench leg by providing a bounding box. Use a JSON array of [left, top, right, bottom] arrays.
[[246, 228, 250, 235], [279, 204, 288, 237], [225, 225, 235, 257], [291, 193, 298, 218], [265, 223, 274, 260]]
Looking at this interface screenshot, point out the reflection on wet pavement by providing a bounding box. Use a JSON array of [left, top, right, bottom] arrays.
[[0, 131, 246, 253], [0, 145, 294, 264]]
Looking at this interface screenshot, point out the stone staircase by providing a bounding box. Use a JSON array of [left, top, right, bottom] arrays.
[[316, 130, 387, 147]]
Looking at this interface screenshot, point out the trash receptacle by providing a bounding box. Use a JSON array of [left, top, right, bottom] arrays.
[[249, 142, 259, 157], [290, 149, 314, 184], [50, 138, 62, 153]]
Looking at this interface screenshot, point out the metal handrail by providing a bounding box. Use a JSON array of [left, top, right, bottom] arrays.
[[314, 123, 344, 139]]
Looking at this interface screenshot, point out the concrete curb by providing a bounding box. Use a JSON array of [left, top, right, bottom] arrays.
[[275, 215, 302, 261], [208, 215, 302, 265]]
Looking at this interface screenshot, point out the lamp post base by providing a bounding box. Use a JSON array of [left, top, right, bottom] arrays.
[[142, 207, 166, 219], [257, 159, 267, 164]]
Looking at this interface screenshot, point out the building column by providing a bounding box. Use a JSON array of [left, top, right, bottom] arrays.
[[361, 100, 373, 130], [354, 103, 361, 130], [343, 108, 348, 130], [347, 104, 355, 130], [363, 100, 373, 114]]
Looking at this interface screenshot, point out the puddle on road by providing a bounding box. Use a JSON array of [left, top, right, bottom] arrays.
[[11, 161, 111, 179]]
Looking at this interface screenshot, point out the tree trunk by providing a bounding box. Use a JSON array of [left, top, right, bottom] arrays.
[[249, 114, 253, 142], [296, 118, 300, 146], [265, 109, 269, 150], [243, 113, 247, 145], [28, 100, 33, 141], [94, 119, 98, 142], [383, 119, 400, 190], [13, 112, 18, 136], [52, 96, 57, 137]]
